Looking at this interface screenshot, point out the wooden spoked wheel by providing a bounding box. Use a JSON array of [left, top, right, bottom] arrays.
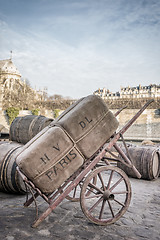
[[80, 166, 132, 225], [66, 176, 97, 202]]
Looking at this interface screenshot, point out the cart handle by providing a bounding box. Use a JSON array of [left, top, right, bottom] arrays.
[[114, 142, 142, 178], [119, 99, 154, 135], [114, 106, 127, 117], [106, 99, 154, 178]]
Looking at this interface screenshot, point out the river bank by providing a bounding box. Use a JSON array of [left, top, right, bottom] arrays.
[[0, 107, 160, 142]]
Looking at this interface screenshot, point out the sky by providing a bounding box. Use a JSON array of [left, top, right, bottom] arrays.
[[0, 0, 160, 99]]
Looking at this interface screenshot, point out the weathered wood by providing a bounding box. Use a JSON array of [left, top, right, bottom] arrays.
[[10, 115, 53, 144]]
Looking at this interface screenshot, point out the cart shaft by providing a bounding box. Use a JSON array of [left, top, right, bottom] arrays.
[[119, 99, 154, 135]]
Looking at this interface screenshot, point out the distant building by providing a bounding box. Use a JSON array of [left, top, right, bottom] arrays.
[[0, 58, 47, 111], [94, 84, 160, 99], [0, 58, 21, 84], [0, 58, 21, 110]]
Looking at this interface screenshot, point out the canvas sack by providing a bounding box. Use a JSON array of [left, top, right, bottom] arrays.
[[16, 95, 119, 193], [52, 95, 119, 158], [16, 126, 84, 193]]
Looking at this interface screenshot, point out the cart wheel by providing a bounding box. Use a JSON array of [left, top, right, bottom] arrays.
[[66, 176, 97, 202], [80, 166, 131, 225]]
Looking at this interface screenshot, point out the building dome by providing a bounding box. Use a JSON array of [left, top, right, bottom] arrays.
[[0, 59, 21, 78]]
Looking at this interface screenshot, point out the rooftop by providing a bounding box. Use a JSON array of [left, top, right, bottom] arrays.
[[0, 59, 21, 77]]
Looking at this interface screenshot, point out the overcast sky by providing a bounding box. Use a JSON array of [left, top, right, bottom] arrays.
[[0, 0, 160, 99]]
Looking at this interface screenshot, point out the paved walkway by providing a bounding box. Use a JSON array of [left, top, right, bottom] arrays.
[[0, 177, 160, 240]]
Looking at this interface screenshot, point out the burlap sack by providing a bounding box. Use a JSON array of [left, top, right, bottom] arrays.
[[52, 95, 119, 158], [16, 126, 84, 193], [16, 95, 119, 193]]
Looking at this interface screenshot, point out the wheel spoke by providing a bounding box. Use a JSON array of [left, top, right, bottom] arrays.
[[99, 199, 106, 219], [88, 182, 104, 194], [98, 172, 106, 191], [106, 170, 114, 190], [79, 181, 83, 188], [80, 166, 131, 226], [66, 176, 96, 202], [72, 185, 77, 198], [112, 190, 128, 195], [89, 197, 103, 213], [85, 186, 97, 195], [84, 193, 103, 200], [107, 200, 115, 218], [113, 198, 125, 207], [109, 177, 123, 191]]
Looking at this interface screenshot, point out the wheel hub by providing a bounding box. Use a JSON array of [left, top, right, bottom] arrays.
[[103, 190, 114, 200]]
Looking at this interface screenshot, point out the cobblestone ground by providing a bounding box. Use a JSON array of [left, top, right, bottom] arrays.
[[0, 177, 160, 240]]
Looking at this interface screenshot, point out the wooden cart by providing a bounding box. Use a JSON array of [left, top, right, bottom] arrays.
[[17, 100, 153, 227]]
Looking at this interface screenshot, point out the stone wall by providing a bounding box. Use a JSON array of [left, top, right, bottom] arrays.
[[0, 107, 160, 142], [112, 108, 160, 142], [105, 97, 160, 109]]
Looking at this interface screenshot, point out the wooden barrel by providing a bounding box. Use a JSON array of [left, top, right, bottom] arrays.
[[10, 115, 53, 144], [117, 145, 160, 180], [157, 145, 160, 177], [0, 141, 26, 193]]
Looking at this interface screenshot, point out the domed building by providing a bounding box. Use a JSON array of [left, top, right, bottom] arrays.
[[0, 58, 21, 133], [0, 58, 49, 135], [0, 58, 23, 134], [0, 58, 23, 106], [0, 58, 21, 88]]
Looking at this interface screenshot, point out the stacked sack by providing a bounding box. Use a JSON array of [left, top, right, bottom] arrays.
[[16, 95, 119, 193]]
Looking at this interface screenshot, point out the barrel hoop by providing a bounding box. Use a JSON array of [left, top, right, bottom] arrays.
[[28, 115, 40, 140], [140, 148, 146, 177], [1, 146, 22, 193], [0, 156, 5, 190], [16, 117, 24, 143], [36, 116, 45, 132], [39, 117, 52, 132], [0, 146, 14, 192], [9, 117, 20, 141], [11, 161, 24, 193], [147, 149, 154, 178], [141, 148, 157, 179], [149, 149, 159, 178], [15, 117, 22, 142], [1, 150, 15, 192]]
